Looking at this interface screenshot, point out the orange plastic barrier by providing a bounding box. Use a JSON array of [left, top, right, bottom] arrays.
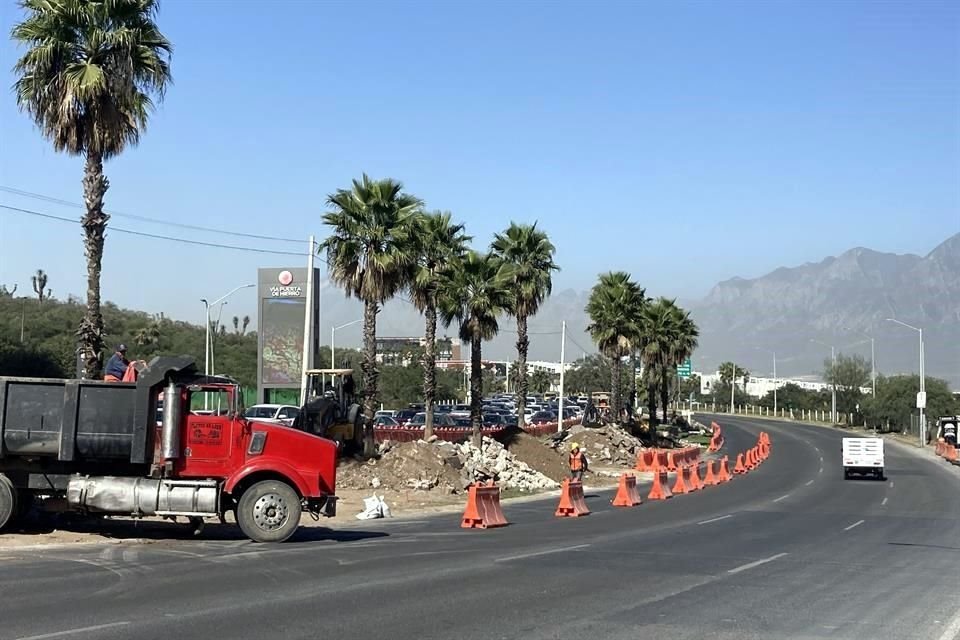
[[733, 452, 748, 474], [718, 456, 732, 483], [947, 446, 958, 464], [461, 481, 509, 529], [666, 451, 678, 472], [687, 462, 703, 491], [648, 469, 673, 500], [611, 473, 643, 507], [555, 479, 591, 517], [936, 441, 944, 457], [672, 465, 689, 495], [635, 449, 650, 471], [703, 459, 718, 486]]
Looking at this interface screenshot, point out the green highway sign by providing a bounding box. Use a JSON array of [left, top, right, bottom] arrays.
[[676, 358, 692, 378]]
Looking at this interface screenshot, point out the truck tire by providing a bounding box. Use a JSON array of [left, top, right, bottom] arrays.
[[0, 474, 17, 532], [236, 480, 300, 543]]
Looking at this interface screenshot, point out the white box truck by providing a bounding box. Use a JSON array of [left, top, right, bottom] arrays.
[[842, 437, 885, 480]]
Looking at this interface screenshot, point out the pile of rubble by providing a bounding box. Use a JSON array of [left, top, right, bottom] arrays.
[[337, 437, 559, 494], [556, 424, 646, 467]]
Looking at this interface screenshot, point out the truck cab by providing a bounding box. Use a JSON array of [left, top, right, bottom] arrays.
[[0, 356, 338, 542]]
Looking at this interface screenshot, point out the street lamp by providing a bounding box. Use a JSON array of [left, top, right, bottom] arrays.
[[201, 284, 255, 409], [755, 347, 777, 416], [331, 319, 362, 368], [843, 327, 876, 398], [810, 339, 836, 423], [887, 318, 925, 446]]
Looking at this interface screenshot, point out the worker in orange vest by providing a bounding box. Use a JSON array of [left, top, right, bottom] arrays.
[[569, 442, 588, 481]]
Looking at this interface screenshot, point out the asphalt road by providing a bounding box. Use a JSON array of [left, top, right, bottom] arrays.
[[2, 416, 960, 640]]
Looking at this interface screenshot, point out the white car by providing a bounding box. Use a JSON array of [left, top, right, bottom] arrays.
[[244, 404, 300, 427]]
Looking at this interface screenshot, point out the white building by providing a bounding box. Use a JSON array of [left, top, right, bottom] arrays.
[[699, 372, 866, 398]]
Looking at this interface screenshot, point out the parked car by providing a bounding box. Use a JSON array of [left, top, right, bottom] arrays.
[[482, 413, 502, 427], [529, 411, 556, 425], [375, 410, 396, 419], [243, 404, 300, 427], [501, 415, 518, 428], [373, 415, 399, 427], [452, 416, 471, 427], [408, 412, 456, 428], [394, 409, 418, 426]]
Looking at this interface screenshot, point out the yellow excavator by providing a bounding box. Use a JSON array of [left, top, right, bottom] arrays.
[[293, 369, 365, 453]]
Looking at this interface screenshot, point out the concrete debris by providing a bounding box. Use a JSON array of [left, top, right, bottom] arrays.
[[561, 424, 646, 467]]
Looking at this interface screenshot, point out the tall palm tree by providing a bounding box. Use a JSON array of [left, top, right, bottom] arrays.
[[439, 251, 514, 446], [585, 272, 645, 423], [409, 211, 470, 439], [668, 306, 699, 409], [12, 0, 172, 379], [31, 269, 49, 303], [491, 222, 558, 429], [321, 174, 422, 454], [638, 298, 675, 424]]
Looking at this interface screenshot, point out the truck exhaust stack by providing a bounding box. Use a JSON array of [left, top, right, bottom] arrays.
[[161, 381, 180, 460]]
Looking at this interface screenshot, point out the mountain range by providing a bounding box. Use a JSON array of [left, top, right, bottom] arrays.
[[321, 232, 960, 386]]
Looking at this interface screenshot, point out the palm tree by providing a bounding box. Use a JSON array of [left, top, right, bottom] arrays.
[[241, 315, 250, 336], [134, 320, 161, 351], [529, 369, 552, 394], [320, 174, 422, 454], [638, 298, 699, 422], [491, 222, 558, 429], [439, 251, 514, 446], [668, 306, 699, 408], [12, 0, 172, 379], [409, 211, 470, 439], [232, 316, 240, 335], [585, 272, 646, 423]]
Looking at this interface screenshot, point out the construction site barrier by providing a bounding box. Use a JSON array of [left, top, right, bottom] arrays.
[[672, 465, 689, 495], [461, 481, 509, 529], [733, 452, 748, 474], [611, 473, 643, 507], [555, 479, 591, 517], [718, 456, 732, 483], [703, 459, 718, 486], [687, 462, 703, 491], [648, 469, 673, 500], [375, 425, 506, 444]]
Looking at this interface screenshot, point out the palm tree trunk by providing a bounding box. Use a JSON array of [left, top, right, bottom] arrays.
[[610, 349, 621, 424], [515, 313, 529, 429], [361, 299, 379, 456], [78, 152, 109, 379], [660, 375, 670, 423], [422, 302, 437, 440], [629, 350, 638, 412], [647, 381, 658, 426], [470, 334, 483, 447]]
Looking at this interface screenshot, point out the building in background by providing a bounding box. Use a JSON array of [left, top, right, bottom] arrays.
[[375, 335, 456, 366]]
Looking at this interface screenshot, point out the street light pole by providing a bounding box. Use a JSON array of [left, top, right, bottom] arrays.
[[755, 347, 777, 416], [201, 284, 256, 409], [730, 363, 736, 414], [331, 319, 362, 368], [558, 321, 566, 433], [810, 339, 837, 423], [887, 318, 925, 446]]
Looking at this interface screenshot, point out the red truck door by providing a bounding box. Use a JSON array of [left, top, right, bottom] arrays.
[[181, 413, 234, 475]]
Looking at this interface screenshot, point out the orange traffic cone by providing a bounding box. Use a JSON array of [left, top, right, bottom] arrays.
[[718, 456, 732, 483], [648, 469, 673, 500], [733, 452, 748, 474]]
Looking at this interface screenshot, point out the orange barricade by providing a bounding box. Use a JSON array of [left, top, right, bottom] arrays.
[[612, 473, 642, 507], [733, 452, 748, 474], [947, 446, 958, 464], [718, 456, 732, 483], [936, 441, 943, 457], [666, 451, 678, 472], [635, 449, 650, 471], [648, 469, 673, 500], [672, 465, 689, 495], [688, 462, 703, 491], [703, 460, 718, 486], [555, 479, 591, 517], [461, 481, 509, 529]]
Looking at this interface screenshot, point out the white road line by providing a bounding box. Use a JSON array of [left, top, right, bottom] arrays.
[[881, 497, 888, 506], [727, 552, 788, 574], [697, 514, 732, 525], [844, 519, 865, 531], [773, 494, 790, 503], [936, 607, 960, 640], [889, 481, 894, 488], [495, 544, 591, 563], [805, 480, 814, 486], [15, 621, 131, 640]]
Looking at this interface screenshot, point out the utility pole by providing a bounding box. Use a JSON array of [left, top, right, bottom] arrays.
[[729, 363, 736, 414], [887, 319, 925, 446], [558, 320, 566, 433], [300, 235, 316, 407], [810, 339, 837, 423]]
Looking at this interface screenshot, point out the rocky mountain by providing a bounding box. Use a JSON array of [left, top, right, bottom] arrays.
[[320, 232, 960, 386], [690, 232, 960, 386]]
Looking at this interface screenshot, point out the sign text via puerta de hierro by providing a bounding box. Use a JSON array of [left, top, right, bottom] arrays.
[[269, 285, 302, 297]]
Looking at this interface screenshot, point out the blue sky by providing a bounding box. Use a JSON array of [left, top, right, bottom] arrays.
[[1, 0, 957, 331]]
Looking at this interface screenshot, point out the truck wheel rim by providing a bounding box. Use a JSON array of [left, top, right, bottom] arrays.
[[252, 493, 289, 530]]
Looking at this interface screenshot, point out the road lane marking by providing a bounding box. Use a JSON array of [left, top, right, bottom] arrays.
[[773, 494, 790, 503], [727, 552, 788, 574], [15, 621, 131, 640], [697, 515, 732, 525], [937, 607, 960, 640], [889, 481, 894, 488], [805, 480, 814, 486], [881, 497, 888, 506], [844, 519, 865, 531], [495, 544, 590, 563]]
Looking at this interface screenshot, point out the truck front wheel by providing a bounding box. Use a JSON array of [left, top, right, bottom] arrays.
[[236, 480, 301, 543], [0, 474, 17, 532]]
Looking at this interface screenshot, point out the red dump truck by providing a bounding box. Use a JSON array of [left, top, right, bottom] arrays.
[[0, 356, 337, 542]]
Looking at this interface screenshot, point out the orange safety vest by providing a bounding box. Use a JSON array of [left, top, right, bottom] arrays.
[[569, 450, 584, 471]]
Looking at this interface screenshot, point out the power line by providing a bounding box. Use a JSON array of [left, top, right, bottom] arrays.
[[0, 185, 304, 244], [0, 203, 309, 257]]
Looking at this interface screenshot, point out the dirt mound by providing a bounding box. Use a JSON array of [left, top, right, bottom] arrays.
[[503, 431, 569, 482], [562, 424, 645, 467]]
